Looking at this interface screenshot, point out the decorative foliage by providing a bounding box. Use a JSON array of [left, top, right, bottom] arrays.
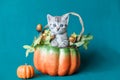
[[23, 29, 51, 57], [69, 33, 93, 49], [23, 26, 93, 57], [40, 30, 51, 45], [23, 45, 34, 57]]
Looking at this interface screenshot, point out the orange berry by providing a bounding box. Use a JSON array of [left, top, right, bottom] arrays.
[[69, 36, 76, 43], [36, 24, 42, 32], [42, 33, 46, 40], [50, 35, 55, 40]]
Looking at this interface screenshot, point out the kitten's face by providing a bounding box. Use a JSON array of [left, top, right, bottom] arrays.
[[47, 14, 69, 34]]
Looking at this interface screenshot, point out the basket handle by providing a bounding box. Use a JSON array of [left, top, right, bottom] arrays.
[[66, 12, 85, 41]]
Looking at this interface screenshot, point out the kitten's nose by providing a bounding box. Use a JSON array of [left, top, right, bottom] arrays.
[[56, 27, 60, 31]]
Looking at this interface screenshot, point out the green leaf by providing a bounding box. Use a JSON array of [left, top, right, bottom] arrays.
[[71, 32, 77, 38], [23, 45, 35, 57], [74, 41, 84, 47], [70, 42, 74, 46], [45, 34, 51, 41], [81, 35, 93, 41], [44, 29, 50, 34], [25, 47, 34, 57], [23, 45, 32, 49], [41, 30, 51, 45], [23, 27, 52, 58], [33, 35, 42, 47], [83, 41, 89, 50]]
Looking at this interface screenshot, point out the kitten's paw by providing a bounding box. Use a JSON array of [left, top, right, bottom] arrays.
[[58, 44, 66, 48], [58, 41, 68, 48], [51, 40, 58, 47]]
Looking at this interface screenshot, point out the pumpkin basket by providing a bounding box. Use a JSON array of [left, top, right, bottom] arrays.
[[23, 12, 93, 76]]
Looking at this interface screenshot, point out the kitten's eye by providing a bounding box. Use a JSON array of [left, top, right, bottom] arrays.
[[65, 24, 67, 27], [53, 24, 56, 27], [60, 24, 63, 27]]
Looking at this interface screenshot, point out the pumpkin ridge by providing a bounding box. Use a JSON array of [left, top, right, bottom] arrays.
[[26, 65, 30, 78], [46, 46, 59, 76], [70, 48, 78, 75], [34, 49, 41, 72], [40, 46, 48, 74], [68, 49, 72, 75], [57, 47, 60, 75], [44, 45, 49, 74], [76, 49, 80, 70], [58, 48, 70, 76], [24, 66, 26, 79], [28, 66, 32, 78]]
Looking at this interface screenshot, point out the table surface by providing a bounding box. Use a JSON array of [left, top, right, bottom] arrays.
[[0, 0, 120, 80]]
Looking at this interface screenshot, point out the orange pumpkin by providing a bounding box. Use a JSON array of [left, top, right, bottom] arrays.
[[34, 45, 80, 76], [17, 64, 34, 79]]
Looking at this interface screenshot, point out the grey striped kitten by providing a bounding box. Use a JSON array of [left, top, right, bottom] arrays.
[[47, 14, 69, 47]]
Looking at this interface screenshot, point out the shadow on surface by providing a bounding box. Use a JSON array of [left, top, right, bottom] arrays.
[[78, 45, 120, 73], [33, 71, 48, 79]]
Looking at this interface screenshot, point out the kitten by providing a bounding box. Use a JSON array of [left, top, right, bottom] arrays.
[[47, 14, 69, 47]]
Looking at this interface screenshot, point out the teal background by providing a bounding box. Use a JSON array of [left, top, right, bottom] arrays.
[[0, 0, 120, 80]]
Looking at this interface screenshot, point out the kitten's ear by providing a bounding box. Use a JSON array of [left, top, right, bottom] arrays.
[[47, 14, 53, 22], [62, 14, 69, 24]]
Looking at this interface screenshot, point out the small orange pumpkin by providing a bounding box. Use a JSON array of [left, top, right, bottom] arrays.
[[17, 64, 34, 79]]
